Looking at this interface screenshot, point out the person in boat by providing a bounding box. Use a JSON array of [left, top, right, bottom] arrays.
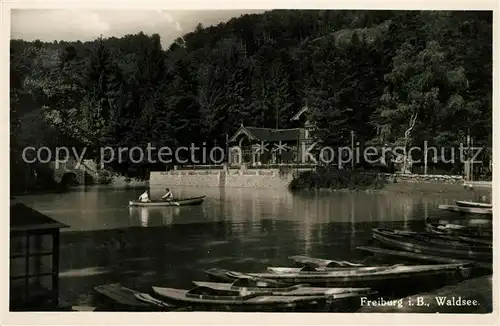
[[138, 190, 151, 203], [161, 188, 174, 201]]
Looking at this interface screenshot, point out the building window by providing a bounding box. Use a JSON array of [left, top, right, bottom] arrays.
[[10, 232, 58, 310], [10, 202, 68, 311]]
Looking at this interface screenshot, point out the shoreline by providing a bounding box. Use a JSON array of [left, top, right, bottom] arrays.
[[300, 181, 491, 196], [12, 179, 491, 198]]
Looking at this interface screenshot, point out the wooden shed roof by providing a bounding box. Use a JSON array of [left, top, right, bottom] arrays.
[[10, 201, 69, 232]]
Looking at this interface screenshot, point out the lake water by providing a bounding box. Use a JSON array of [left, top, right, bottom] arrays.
[[17, 185, 492, 309]]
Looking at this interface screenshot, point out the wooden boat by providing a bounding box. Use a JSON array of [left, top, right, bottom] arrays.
[[372, 228, 492, 261], [438, 204, 492, 216], [390, 229, 492, 248], [289, 255, 364, 268], [424, 218, 493, 239], [134, 293, 175, 310], [94, 283, 174, 311], [205, 263, 466, 287], [128, 196, 206, 207], [192, 279, 372, 297], [422, 222, 492, 245], [356, 246, 492, 271], [455, 200, 492, 209], [267, 264, 403, 274], [152, 286, 329, 310]]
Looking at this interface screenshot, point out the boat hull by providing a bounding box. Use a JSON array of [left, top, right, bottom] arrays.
[[129, 196, 206, 207], [372, 228, 492, 261], [438, 204, 492, 216], [191, 281, 371, 297], [424, 218, 492, 238], [356, 246, 492, 271], [205, 263, 466, 288], [424, 221, 492, 244], [152, 286, 330, 311], [389, 229, 492, 248], [455, 201, 492, 209], [288, 255, 364, 268], [94, 283, 174, 311], [267, 265, 403, 274]]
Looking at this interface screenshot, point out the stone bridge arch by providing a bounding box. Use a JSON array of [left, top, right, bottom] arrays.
[[48, 158, 99, 186]]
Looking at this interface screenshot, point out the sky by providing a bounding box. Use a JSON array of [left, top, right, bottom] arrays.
[[10, 9, 266, 48]]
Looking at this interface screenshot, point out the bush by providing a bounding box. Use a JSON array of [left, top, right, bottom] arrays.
[[288, 168, 388, 192], [96, 169, 114, 185]]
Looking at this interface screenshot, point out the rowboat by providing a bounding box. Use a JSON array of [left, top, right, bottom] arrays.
[[424, 221, 492, 245], [372, 228, 492, 261], [205, 263, 466, 287], [424, 219, 493, 239], [267, 264, 403, 274], [192, 279, 372, 297], [389, 229, 493, 247], [438, 204, 492, 216], [152, 286, 329, 311], [128, 196, 206, 207], [455, 200, 492, 209], [94, 283, 174, 311], [356, 246, 492, 271], [288, 255, 364, 268]]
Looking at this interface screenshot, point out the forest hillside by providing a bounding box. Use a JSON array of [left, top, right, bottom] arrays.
[[10, 10, 492, 184]]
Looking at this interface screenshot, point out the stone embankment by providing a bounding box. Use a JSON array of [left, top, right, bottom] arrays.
[[150, 166, 491, 190]]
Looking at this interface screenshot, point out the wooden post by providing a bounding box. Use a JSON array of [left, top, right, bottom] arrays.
[[296, 130, 300, 164], [225, 133, 229, 164], [470, 137, 474, 182], [52, 230, 60, 308], [465, 129, 470, 181], [465, 130, 471, 182], [424, 140, 428, 175], [351, 130, 355, 170]]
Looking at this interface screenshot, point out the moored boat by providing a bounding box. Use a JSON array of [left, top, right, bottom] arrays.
[[128, 196, 206, 207], [455, 200, 492, 209], [424, 218, 492, 239], [192, 279, 372, 297], [389, 229, 493, 248], [438, 204, 492, 216], [205, 263, 467, 287], [152, 285, 330, 311], [94, 283, 175, 311], [356, 245, 492, 271], [288, 255, 364, 268], [372, 228, 492, 261], [267, 264, 403, 274]]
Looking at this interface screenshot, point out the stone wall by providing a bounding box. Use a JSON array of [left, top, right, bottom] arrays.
[[149, 169, 295, 189], [388, 173, 464, 184], [150, 168, 468, 189], [225, 169, 294, 189], [150, 170, 224, 187]]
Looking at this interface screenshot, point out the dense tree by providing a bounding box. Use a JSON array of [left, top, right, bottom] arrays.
[[10, 10, 492, 188]]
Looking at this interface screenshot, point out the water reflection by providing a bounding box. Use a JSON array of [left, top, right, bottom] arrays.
[[19, 185, 491, 233], [23, 185, 489, 306], [128, 206, 182, 227]]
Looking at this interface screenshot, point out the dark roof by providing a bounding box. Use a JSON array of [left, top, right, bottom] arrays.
[[230, 126, 300, 142], [246, 127, 300, 142], [10, 202, 69, 232]]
